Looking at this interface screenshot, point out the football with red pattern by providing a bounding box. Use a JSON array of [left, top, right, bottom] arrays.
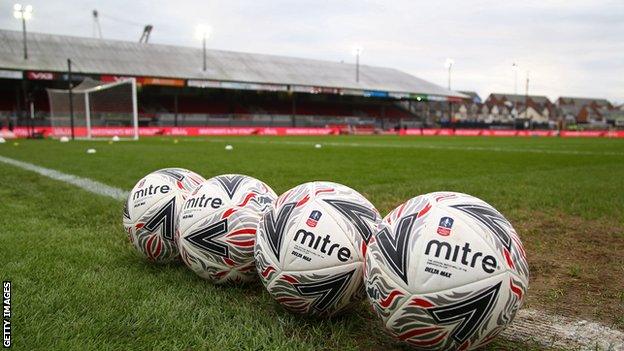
[[255, 181, 381, 316], [123, 168, 205, 262], [364, 192, 528, 350], [177, 174, 277, 283]]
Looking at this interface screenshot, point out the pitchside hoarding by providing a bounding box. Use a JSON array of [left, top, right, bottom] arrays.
[[188, 79, 290, 92], [26, 71, 56, 80], [8, 127, 340, 137], [6, 127, 623, 138], [0, 70, 22, 79]]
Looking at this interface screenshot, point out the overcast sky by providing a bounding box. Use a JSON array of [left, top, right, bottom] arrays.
[[1, 0, 622, 103]]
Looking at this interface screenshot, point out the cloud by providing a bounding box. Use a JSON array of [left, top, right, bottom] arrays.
[[0, 0, 622, 102]]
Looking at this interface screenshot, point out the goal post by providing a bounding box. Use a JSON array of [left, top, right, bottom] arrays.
[[47, 78, 139, 140]]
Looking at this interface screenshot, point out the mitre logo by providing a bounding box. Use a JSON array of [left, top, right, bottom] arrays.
[[132, 184, 170, 200], [293, 229, 351, 262], [424, 240, 497, 274], [183, 194, 223, 209]]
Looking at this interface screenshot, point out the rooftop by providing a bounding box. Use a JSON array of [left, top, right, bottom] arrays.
[[557, 96, 613, 107], [0, 29, 464, 99], [487, 93, 552, 105], [458, 91, 482, 104]]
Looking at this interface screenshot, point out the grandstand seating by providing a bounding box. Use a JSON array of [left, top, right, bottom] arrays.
[[0, 89, 16, 111], [0, 84, 417, 128], [138, 93, 415, 121]]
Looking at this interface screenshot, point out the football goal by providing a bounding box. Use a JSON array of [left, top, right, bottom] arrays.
[[47, 78, 139, 139]]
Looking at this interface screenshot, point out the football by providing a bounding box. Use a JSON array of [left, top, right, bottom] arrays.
[[255, 181, 381, 316], [177, 174, 277, 283], [364, 192, 529, 350], [123, 168, 205, 262]]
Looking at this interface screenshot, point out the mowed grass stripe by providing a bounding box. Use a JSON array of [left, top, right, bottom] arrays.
[[199, 137, 624, 156], [7, 136, 620, 222], [0, 155, 128, 200]]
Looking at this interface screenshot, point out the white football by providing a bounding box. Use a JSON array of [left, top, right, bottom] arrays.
[[177, 174, 277, 283], [123, 168, 205, 262], [364, 192, 529, 350], [60, 136, 69, 143], [255, 181, 381, 316]]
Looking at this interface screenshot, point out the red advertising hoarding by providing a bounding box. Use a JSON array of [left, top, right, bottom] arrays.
[[5, 127, 622, 139], [26, 71, 56, 80]]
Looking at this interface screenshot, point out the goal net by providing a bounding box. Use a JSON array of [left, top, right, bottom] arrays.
[[47, 78, 139, 139]]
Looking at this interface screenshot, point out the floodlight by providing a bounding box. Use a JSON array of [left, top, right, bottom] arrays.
[[13, 3, 32, 19], [351, 45, 363, 82], [445, 58, 454, 69], [195, 24, 211, 40], [195, 25, 212, 71], [13, 3, 33, 59]]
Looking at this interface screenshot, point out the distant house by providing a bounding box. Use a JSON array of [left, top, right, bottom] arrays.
[[425, 91, 482, 122], [605, 103, 624, 127], [556, 97, 615, 124], [485, 93, 554, 123], [455, 91, 483, 121]]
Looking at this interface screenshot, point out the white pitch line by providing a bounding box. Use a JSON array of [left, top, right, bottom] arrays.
[[199, 138, 624, 156], [0, 154, 622, 349], [501, 309, 623, 350], [0, 155, 128, 201]]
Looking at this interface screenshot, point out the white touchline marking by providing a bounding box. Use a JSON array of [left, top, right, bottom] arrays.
[[0, 155, 128, 201], [501, 309, 623, 350], [0, 154, 622, 349], [197, 138, 624, 156]]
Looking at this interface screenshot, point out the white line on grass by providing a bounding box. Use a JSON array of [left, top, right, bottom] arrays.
[[0, 155, 128, 201], [199, 138, 624, 156], [0, 154, 622, 350], [501, 309, 623, 350]]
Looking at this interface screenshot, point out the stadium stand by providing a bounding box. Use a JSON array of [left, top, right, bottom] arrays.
[[2, 29, 618, 132], [0, 28, 467, 130]]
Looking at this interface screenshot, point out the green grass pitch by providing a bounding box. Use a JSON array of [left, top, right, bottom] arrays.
[[1, 135, 623, 350]]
